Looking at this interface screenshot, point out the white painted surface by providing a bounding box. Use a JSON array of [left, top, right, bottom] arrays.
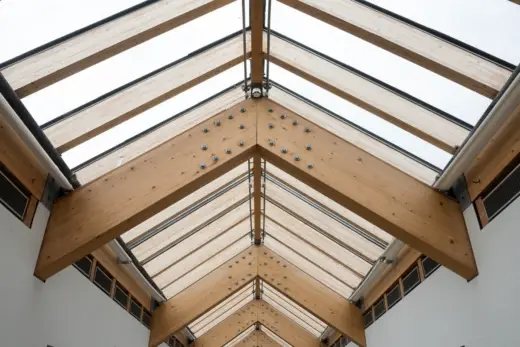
[[0, 202, 151, 347], [358, 197, 520, 347]]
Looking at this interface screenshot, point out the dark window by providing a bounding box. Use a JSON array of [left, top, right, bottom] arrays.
[[142, 310, 151, 328], [483, 161, 520, 220], [421, 256, 440, 278], [386, 283, 401, 309], [93, 265, 113, 295], [130, 298, 142, 320], [114, 283, 129, 308], [402, 266, 421, 295], [340, 336, 351, 346], [0, 166, 29, 220], [373, 298, 386, 320], [74, 256, 93, 278], [363, 310, 374, 328]]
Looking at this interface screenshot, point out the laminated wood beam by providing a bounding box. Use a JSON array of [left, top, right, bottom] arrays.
[[2, 0, 234, 97], [465, 103, 520, 200], [256, 99, 477, 280], [258, 245, 366, 346], [150, 247, 259, 347], [277, 0, 511, 98], [264, 34, 469, 153], [194, 301, 259, 347], [250, 0, 265, 84], [44, 34, 251, 152], [254, 154, 263, 241], [237, 330, 282, 347], [34, 100, 257, 280]]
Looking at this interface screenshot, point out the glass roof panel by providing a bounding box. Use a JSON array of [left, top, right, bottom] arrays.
[[73, 85, 246, 184], [266, 178, 384, 262], [190, 283, 254, 334], [270, 64, 452, 169], [62, 65, 246, 170], [131, 178, 250, 263], [261, 326, 292, 347], [262, 282, 326, 336], [121, 162, 249, 244], [162, 235, 251, 298], [223, 325, 256, 347], [151, 215, 250, 288], [19, 1, 249, 124], [366, 0, 520, 65], [270, 0, 491, 125], [0, 0, 142, 62], [267, 163, 393, 244], [267, 85, 439, 185], [195, 294, 254, 337], [263, 237, 353, 299]]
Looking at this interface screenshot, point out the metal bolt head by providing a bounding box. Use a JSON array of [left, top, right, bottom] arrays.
[[306, 144, 312, 150], [292, 120, 298, 126], [226, 148, 232, 154], [212, 155, 219, 162], [201, 144, 208, 150], [268, 123, 274, 129], [295, 156, 301, 161], [215, 120, 221, 126], [228, 114, 233, 119], [239, 140, 244, 147], [203, 127, 209, 133], [240, 108, 246, 113], [268, 108, 273, 113], [307, 163, 314, 169], [239, 124, 245, 129], [200, 163, 206, 169], [269, 140, 275, 146], [281, 147, 287, 154], [280, 114, 287, 119], [305, 127, 311, 133]]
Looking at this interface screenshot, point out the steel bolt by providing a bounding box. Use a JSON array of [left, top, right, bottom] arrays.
[[240, 108, 246, 113], [268, 123, 274, 129], [305, 127, 311, 133], [295, 156, 301, 161], [281, 147, 287, 154], [226, 148, 232, 154], [239, 124, 245, 129], [239, 140, 244, 147], [269, 140, 275, 146], [228, 114, 233, 119], [201, 144, 208, 150], [307, 163, 314, 169], [215, 120, 221, 126], [292, 120, 298, 126], [280, 114, 287, 119], [200, 163, 206, 169], [268, 108, 273, 113], [203, 127, 209, 133], [306, 144, 312, 150], [212, 155, 219, 162]]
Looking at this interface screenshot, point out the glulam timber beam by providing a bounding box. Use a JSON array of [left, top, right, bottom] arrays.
[[254, 154, 263, 241], [237, 330, 282, 347], [250, 0, 265, 85], [257, 300, 323, 347], [0, 112, 47, 199], [258, 245, 366, 346], [465, 102, 520, 200], [256, 99, 477, 280], [1, 0, 235, 97], [44, 33, 251, 152], [193, 301, 258, 347], [277, 0, 511, 98], [264, 33, 468, 153], [150, 247, 259, 347], [35, 100, 257, 280]]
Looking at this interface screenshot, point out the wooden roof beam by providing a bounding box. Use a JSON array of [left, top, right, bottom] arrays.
[[2, 0, 235, 97], [236, 330, 283, 347], [277, 0, 511, 98], [258, 245, 366, 346], [150, 246, 258, 347], [250, 0, 265, 85], [44, 33, 251, 153], [264, 33, 469, 153], [34, 99, 257, 280], [256, 99, 477, 280]]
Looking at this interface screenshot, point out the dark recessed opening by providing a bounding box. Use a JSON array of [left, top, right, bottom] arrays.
[[402, 266, 421, 295], [73, 255, 93, 278], [130, 298, 142, 320], [421, 256, 440, 278], [363, 310, 374, 328], [0, 166, 29, 221], [93, 265, 113, 295], [142, 310, 151, 328], [374, 298, 386, 320], [386, 283, 401, 309], [114, 283, 129, 309]]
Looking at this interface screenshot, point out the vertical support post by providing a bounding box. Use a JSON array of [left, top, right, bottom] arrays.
[[254, 154, 262, 243]]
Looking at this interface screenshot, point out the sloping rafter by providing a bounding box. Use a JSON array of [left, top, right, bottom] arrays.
[[35, 99, 257, 280], [44, 33, 251, 152], [257, 99, 477, 280], [1, 0, 235, 97], [277, 0, 511, 98], [251, 0, 265, 84], [263, 33, 469, 153]]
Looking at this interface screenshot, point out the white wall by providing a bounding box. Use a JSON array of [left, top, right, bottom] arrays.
[[362, 197, 520, 347], [0, 202, 153, 347]]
